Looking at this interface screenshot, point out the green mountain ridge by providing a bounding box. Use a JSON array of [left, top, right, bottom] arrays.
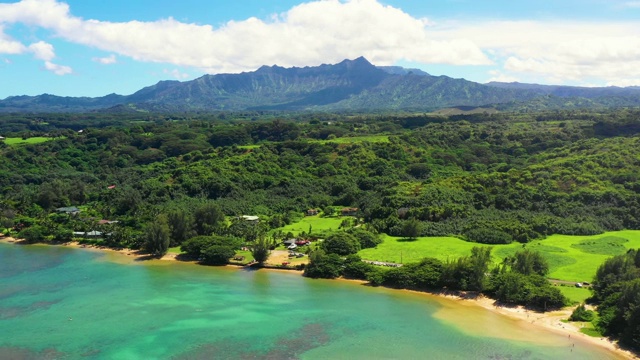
[[2, 57, 640, 112]]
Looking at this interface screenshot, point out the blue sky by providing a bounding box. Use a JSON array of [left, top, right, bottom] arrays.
[[1, 0, 640, 98]]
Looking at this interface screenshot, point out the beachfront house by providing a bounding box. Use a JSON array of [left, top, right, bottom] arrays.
[[73, 230, 105, 239]]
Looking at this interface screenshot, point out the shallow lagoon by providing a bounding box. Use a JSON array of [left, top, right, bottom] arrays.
[[0, 243, 622, 359]]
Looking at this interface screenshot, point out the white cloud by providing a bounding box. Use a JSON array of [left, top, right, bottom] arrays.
[[28, 41, 55, 61], [0, 0, 490, 76], [93, 54, 117, 64], [0, 0, 639, 86], [431, 20, 640, 86], [621, 1, 640, 8], [487, 70, 519, 84], [44, 60, 72, 75], [0, 25, 26, 54], [163, 68, 189, 80], [24, 39, 72, 75]]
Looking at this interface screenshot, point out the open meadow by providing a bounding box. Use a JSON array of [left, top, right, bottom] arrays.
[[276, 215, 345, 236], [357, 230, 640, 283], [3, 137, 60, 146]]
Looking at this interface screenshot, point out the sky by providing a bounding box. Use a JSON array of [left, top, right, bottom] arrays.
[[1, 0, 640, 98]]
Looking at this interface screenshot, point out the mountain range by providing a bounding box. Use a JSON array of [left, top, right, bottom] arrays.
[[2, 57, 640, 113]]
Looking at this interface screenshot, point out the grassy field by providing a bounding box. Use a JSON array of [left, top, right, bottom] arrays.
[[358, 234, 484, 264], [358, 230, 640, 283], [314, 135, 390, 144], [493, 231, 640, 282], [3, 137, 62, 146], [277, 215, 345, 236], [557, 285, 592, 304], [167, 246, 182, 254], [237, 144, 262, 149]]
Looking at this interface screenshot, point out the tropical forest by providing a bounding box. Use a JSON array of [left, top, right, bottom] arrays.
[[1, 109, 640, 352]]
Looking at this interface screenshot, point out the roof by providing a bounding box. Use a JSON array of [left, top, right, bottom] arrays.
[[56, 206, 80, 213], [73, 231, 104, 236], [241, 215, 260, 221], [98, 220, 119, 225]]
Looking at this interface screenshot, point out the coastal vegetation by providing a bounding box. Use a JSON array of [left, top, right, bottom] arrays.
[[1, 109, 640, 352]]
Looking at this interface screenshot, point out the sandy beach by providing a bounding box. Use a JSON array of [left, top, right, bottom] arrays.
[[1, 236, 637, 359]]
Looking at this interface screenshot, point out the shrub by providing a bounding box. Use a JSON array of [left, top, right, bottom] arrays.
[[464, 228, 512, 244], [201, 245, 235, 265], [569, 303, 595, 322]]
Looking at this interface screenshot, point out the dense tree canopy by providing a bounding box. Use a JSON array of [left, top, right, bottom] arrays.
[[592, 249, 640, 351], [2, 110, 640, 344]]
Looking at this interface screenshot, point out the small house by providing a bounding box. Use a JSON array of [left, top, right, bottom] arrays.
[[341, 207, 359, 216], [306, 209, 319, 216], [240, 215, 260, 223], [97, 220, 119, 225], [283, 239, 297, 246], [56, 206, 80, 215], [73, 230, 104, 238]]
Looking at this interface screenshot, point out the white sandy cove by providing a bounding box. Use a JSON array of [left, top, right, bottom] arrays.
[[1, 236, 637, 359]]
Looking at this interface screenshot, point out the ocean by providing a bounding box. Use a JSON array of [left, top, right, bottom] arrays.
[[0, 242, 622, 359]]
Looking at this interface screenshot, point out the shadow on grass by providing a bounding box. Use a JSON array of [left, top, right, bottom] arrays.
[[396, 237, 418, 242]]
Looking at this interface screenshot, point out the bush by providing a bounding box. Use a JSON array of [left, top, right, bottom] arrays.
[[464, 228, 512, 244], [322, 232, 360, 255], [569, 303, 595, 322], [347, 228, 382, 249], [181, 235, 242, 258], [201, 245, 235, 265], [342, 255, 374, 280], [304, 250, 343, 279], [18, 225, 47, 243], [53, 227, 73, 242]]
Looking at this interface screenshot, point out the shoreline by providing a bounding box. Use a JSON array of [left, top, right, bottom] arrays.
[[1, 237, 637, 359]]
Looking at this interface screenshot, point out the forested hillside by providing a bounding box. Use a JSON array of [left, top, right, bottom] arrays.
[[1, 110, 640, 242], [3, 109, 640, 350]]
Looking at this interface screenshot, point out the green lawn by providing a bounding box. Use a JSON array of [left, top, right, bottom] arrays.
[[494, 231, 640, 282], [276, 215, 346, 236], [359, 234, 486, 264], [237, 144, 262, 149], [167, 246, 182, 254], [359, 230, 640, 283], [557, 285, 592, 304], [3, 137, 62, 146]]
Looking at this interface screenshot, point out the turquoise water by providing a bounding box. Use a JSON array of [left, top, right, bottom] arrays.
[[0, 243, 622, 359]]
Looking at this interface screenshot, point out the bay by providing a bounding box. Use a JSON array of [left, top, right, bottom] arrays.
[[0, 242, 622, 359]]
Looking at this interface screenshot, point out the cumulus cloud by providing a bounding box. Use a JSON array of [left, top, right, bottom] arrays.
[[24, 39, 72, 75], [0, 0, 490, 75], [0, 25, 25, 54], [0, 0, 639, 86], [28, 41, 55, 61], [44, 60, 72, 75], [163, 68, 189, 80], [431, 20, 640, 86], [93, 54, 117, 64], [487, 70, 519, 84]]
